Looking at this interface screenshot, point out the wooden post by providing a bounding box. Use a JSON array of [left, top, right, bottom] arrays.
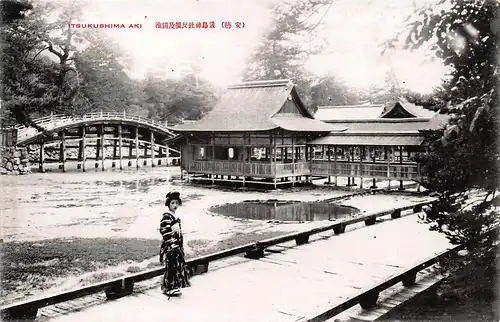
[[99, 125, 105, 171], [386, 146, 391, 190], [95, 129, 101, 169], [326, 146, 331, 184], [399, 145, 404, 190], [308, 145, 313, 183], [113, 128, 118, 159], [77, 131, 83, 170], [82, 126, 86, 172], [143, 133, 148, 167], [211, 132, 215, 184], [166, 142, 170, 166], [371, 146, 377, 188], [248, 136, 253, 183], [346, 147, 351, 186], [291, 136, 295, 186], [351, 147, 356, 186], [417, 164, 421, 192], [273, 134, 277, 189], [61, 130, 66, 172], [39, 142, 45, 173], [242, 133, 247, 187], [150, 130, 155, 167], [135, 126, 139, 168], [334, 146, 338, 186], [118, 125, 123, 170], [128, 135, 133, 166], [359, 145, 363, 189]]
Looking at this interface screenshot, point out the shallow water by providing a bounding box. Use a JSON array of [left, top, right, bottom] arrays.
[[0, 167, 184, 242], [210, 200, 359, 222]]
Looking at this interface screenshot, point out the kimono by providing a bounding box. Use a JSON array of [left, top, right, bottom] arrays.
[[159, 210, 190, 294]]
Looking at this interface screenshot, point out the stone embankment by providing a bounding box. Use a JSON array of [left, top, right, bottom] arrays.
[[0, 147, 31, 175]]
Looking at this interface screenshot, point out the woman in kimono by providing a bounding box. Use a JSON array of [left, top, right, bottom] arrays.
[[159, 191, 190, 297]]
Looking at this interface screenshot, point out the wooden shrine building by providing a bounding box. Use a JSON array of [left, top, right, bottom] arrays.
[[171, 79, 346, 188], [310, 101, 447, 190], [171, 80, 449, 189]]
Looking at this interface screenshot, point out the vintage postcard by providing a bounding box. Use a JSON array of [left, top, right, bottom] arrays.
[[1, 0, 498, 321]]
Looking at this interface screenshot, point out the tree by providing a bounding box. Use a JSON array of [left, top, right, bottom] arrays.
[[363, 69, 408, 104], [0, 0, 32, 25], [0, 0, 84, 130], [242, 0, 333, 108], [310, 75, 365, 109], [389, 0, 499, 312], [142, 74, 218, 125], [393, 0, 499, 194], [72, 29, 136, 114]]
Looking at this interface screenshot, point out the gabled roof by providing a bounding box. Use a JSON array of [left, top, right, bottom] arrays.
[[315, 100, 435, 122], [380, 100, 435, 118], [171, 79, 346, 133]]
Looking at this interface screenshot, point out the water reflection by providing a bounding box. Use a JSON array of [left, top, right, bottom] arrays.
[[210, 200, 359, 222]]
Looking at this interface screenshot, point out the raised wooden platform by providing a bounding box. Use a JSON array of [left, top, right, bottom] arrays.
[[38, 214, 452, 322]]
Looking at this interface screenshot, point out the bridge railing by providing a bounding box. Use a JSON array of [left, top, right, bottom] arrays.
[[14, 111, 175, 140], [299, 243, 465, 322], [0, 198, 438, 321]]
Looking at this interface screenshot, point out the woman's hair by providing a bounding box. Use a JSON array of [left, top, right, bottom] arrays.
[[165, 191, 182, 207]]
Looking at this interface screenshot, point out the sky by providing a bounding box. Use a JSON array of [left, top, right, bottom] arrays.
[[70, 0, 449, 94]]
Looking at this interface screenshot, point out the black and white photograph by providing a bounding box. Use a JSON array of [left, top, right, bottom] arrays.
[[0, 0, 499, 321]]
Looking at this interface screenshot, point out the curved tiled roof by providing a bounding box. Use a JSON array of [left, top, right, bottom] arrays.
[[172, 79, 345, 133], [315, 100, 435, 121], [380, 101, 436, 118]]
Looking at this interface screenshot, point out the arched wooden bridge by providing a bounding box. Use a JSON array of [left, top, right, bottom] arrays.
[[14, 111, 180, 172]]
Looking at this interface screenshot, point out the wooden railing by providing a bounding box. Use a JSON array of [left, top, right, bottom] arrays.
[[299, 243, 464, 322], [275, 161, 310, 176], [187, 160, 419, 180], [14, 111, 176, 144], [0, 199, 438, 321], [186, 160, 311, 177], [310, 160, 420, 180]]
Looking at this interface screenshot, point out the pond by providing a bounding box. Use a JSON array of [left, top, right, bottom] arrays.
[[209, 199, 359, 222]]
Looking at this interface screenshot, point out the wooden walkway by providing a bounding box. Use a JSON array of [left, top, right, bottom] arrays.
[[40, 214, 452, 322]]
